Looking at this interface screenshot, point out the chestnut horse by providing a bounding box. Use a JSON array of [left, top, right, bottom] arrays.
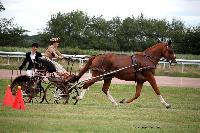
[[75, 41, 176, 108]]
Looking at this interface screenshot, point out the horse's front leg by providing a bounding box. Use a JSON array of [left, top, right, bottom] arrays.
[[102, 78, 118, 106], [120, 82, 144, 104], [145, 72, 171, 109]]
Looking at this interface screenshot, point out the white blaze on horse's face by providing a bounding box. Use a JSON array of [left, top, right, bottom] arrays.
[[173, 54, 176, 59], [163, 44, 176, 62]]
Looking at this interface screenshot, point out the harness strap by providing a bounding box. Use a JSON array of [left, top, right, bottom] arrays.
[[131, 55, 139, 71], [70, 54, 159, 89], [131, 55, 139, 81], [143, 52, 159, 67], [143, 52, 160, 60]]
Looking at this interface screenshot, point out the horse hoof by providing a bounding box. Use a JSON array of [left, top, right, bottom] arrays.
[[119, 99, 126, 104], [112, 102, 118, 106], [72, 96, 76, 99], [166, 104, 171, 109], [76, 96, 81, 100]]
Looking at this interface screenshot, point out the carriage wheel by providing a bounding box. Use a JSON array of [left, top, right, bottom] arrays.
[[11, 81, 45, 103], [11, 81, 31, 103], [41, 78, 80, 105], [40, 83, 55, 104], [32, 84, 45, 103], [40, 83, 68, 104], [52, 86, 70, 104], [67, 87, 79, 105], [52, 84, 79, 105], [11, 75, 45, 103]]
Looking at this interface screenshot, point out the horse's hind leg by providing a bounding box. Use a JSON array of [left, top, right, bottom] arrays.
[[102, 78, 118, 106], [76, 72, 101, 100], [120, 82, 143, 104]]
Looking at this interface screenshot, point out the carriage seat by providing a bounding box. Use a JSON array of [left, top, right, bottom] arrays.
[[37, 58, 56, 73]]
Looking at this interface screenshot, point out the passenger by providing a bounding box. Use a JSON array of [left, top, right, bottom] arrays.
[[42, 37, 75, 81]]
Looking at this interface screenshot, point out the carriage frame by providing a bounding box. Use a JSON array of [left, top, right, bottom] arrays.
[[10, 58, 79, 105]]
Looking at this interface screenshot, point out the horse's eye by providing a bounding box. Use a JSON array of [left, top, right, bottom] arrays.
[[166, 45, 171, 50]]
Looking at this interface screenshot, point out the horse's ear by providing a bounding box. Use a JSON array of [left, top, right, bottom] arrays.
[[167, 40, 172, 46]]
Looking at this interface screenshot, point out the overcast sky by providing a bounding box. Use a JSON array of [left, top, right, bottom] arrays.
[[1, 0, 200, 35]]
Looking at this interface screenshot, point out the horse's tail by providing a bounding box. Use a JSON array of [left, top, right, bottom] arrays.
[[76, 55, 96, 81]]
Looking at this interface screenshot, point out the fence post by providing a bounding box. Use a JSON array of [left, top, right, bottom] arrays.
[[163, 62, 166, 69], [7, 55, 10, 65], [181, 63, 184, 73]]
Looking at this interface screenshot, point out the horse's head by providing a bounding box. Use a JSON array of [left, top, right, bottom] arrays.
[[161, 40, 177, 66]]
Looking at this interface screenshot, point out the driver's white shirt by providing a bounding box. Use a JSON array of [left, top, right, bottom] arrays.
[[30, 51, 36, 62], [27, 51, 36, 77]]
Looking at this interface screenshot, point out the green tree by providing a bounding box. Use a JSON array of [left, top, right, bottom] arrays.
[[168, 18, 186, 53], [41, 10, 90, 49], [0, 2, 27, 47], [86, 16, 111, 50], [39, 10, 199, 54], [184, 25, 200, 54], [0, 1, 5, 12], [107, 17, 122, 51]]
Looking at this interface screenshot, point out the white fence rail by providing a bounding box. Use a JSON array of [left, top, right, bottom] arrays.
[[0, 51, 200, 72], [0, 51, 89, 66]]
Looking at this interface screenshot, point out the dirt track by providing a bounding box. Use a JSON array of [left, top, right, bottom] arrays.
[[0, 69, 200, 88]]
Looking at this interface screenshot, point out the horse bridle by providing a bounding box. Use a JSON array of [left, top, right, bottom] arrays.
[[144, 51, 177, 66], [143, 52, 160, 67]]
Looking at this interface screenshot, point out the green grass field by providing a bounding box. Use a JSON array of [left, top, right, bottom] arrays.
[[0, 79, 200, 133]]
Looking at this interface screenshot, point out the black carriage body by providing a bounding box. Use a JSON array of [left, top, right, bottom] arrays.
[[37, 58, 56, 73]]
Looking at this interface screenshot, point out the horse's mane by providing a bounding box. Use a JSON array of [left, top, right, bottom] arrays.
[[93, 42, 167, 57], [95, 53, 129, 57], [144, 42, 166, 52]]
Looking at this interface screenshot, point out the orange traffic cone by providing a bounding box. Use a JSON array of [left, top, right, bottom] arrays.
[[3, 85, 14, 107], [12, 86, 25, 110]]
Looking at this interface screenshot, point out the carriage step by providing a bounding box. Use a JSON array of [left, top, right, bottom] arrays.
[[48, 77, 65, 83], [22, 94, 28, 96], [58, 94, 68, 96], [22, 91, 28, 96]]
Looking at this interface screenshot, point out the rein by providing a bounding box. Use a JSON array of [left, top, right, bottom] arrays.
[[144, 52, 172, 67], [70, 52, 163, 89], [68, 63, 154, 90]]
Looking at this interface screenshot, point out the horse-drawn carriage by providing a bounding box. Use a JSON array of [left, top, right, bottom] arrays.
[[10, 58, 80, 104], [10, 41, 177, 108]]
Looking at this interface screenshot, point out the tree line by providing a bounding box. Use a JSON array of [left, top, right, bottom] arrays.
[[0, 2, 200, 54]]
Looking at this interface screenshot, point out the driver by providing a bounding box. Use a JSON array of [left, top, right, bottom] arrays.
[[42, 37, 71, 80], [19, 43, 42, 76]]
